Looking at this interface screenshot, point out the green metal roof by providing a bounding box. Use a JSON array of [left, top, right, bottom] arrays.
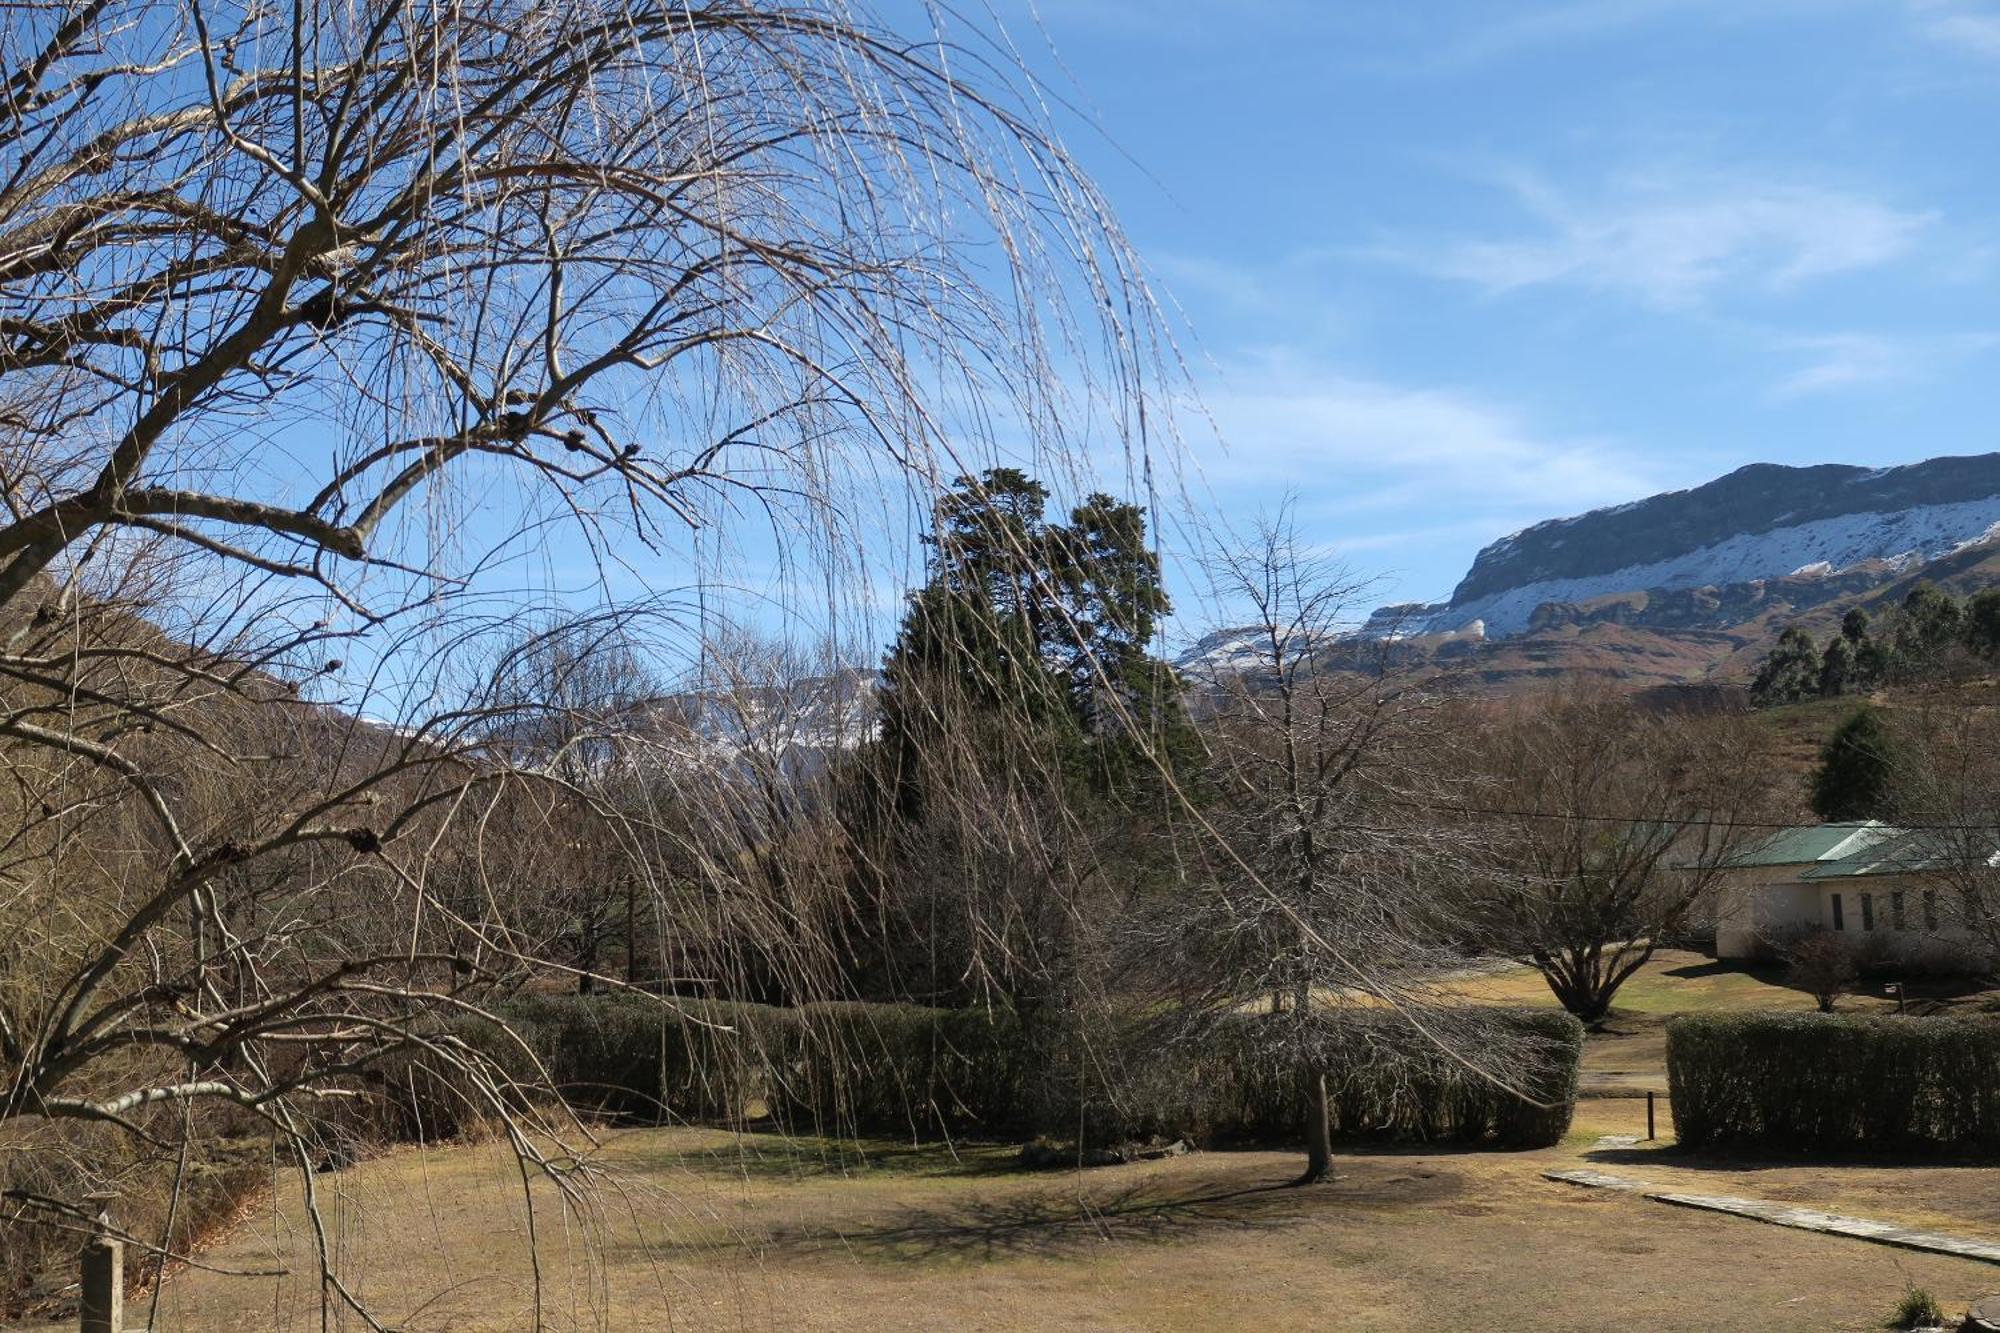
[[1727, 821, 1893, 868], [1801, 828, 2000, 880]]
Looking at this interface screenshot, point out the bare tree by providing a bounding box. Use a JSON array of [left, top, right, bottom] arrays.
[[1886, 701, 2000, 972], [1781, 930, 1864, 1013], [1161, 512, 1487, 1185], [1468, 692, 1774, 1024], [0, 0, 1169, 1317]]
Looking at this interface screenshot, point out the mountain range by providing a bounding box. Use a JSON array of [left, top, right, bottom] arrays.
[[1180, 451, 2000, 691]]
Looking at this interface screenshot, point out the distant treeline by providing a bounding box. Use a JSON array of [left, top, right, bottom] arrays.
[[1750, 583, 2000, 706]]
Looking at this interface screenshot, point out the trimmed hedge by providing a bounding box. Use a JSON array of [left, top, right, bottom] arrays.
[[369, 995, 1582, 1152], [1095, 1007, 1582, 1150], [1668, 1012, 2000, 1154], [766, 1001, 1032, 1138]]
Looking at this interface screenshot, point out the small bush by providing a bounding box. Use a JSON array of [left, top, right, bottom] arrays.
[[1781, 930, 1865, 1012], [1669, 1012, 2000, 1154], [1887, 1283, 1944, 1330]]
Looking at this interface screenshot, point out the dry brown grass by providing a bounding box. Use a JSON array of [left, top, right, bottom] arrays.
[[140, 1112, 2000, 1333], [122, 952, 2000, 1332]]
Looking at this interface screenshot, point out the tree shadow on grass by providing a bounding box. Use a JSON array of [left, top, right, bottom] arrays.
[[1659, 959, 1779, 982], [736, 1160, 1465, 1264], [1582, 1143, 2000, 1175], [624, 1133, 1025, 1183]]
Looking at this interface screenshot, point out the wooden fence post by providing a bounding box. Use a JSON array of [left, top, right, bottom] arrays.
[[78, 1191, 122, 1333]]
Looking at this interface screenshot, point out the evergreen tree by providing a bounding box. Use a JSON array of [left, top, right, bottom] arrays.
[[1892, 582, 1964, 680], [1809, 706, 1897, 822], [1818, 635, 1858, 698], [852, 468, 1195, 1008], [872, 472, 1184, 808], [1964, 588, 2000, 661], [1751, 626, 1820, 705], [1842, 608, 1891, 686]]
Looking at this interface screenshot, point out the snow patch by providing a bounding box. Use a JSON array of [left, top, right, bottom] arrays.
[[1379, 497, 2000, 639]]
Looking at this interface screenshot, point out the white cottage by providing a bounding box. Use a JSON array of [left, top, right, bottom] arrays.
[[1713, 821, 1995, 963]]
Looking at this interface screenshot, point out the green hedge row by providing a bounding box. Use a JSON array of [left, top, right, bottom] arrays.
[[363, 995, 1582, 1151], [1668, 1012, 2000, 1154], [1114, 1007, 1582, 1150]]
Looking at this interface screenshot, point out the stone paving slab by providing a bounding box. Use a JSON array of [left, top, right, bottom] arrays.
[[1544, 1169, 2000, 1265], [1545, 1168, 1649, 1193]]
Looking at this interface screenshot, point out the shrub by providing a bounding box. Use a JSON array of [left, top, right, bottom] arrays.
[[360, 995, 1584, 1154], [1887, 1283, 1944, 1330], [1044, 1006, 1583, 1151], [356, 993, 801, 1142], [1668, 1012, 2000, 1154], [1780, 929, 1866, 1012], [502, 993, 799, 1122], [767, 1001, 1028, 1138]]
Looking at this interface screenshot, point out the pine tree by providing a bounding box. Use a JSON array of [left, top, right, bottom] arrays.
[[872, 469, 1193, 816], [1809, 706, 1896, 822]]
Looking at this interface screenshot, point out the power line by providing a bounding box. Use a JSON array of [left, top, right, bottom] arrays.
[[1395, 797, 2000, 837]]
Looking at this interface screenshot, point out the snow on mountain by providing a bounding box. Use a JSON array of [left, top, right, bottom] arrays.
[[1369, 453, 2000, 639], [638, 669, 880, 770], [1401, 498, 2000, 637]]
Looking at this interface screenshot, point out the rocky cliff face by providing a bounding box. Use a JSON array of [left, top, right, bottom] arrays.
[[1386, 453, 2000, 638]]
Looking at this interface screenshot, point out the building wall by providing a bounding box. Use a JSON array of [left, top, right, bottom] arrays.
[[1715, 864, 1822, 958], [1812, 874, 1991, 967]]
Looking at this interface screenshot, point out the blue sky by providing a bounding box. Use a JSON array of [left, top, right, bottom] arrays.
[[962, 0, 2000, 624], [352, 0, 2000, 702]]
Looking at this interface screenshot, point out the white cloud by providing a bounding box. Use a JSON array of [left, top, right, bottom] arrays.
[[1906, 0, 2000, 58], [1770, 330, 1999, 399], [1184, 353, 1669, 518], [1381, 170, 1933, 310]]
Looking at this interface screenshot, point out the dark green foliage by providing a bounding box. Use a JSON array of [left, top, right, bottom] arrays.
[[362, 994, 801, 1140], [1667, 1012, 2000, 1153], [402, 998, 1584, 1152], [1091, 1008, 1583, 1151], [1965, 589, 2000, 660], [1752, 626, 1820, 705], [1810, 705, 1896, 821], [873, 468, 1194, 815], [1887, 1284, 1945, 1330], [1817, 635, 1859, 698], [765, 1001, 1032, 1139], [1894, 582, 1964, 678], [1817, 608, 1885, 698]]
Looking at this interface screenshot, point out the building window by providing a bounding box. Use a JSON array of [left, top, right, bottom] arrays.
[[1892, 891, 1907, 931], [1861, 893, 1875, 931], [1925, 889, 1940, 932], [1831, 893, 1845, 931]]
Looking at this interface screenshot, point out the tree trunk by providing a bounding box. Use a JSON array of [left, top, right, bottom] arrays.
[[625, 877, 638, 987], [1297, 1067, 1333, 1185]]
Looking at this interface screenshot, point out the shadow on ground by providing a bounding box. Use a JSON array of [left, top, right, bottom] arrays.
[[654, 1160, 1466, 1264], [1581, 1143, 2000, 1175], [617, 1133, 1025, 1182]]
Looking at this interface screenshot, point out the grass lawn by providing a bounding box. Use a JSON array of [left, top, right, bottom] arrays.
[[1445, 947, 1901, 1016], [142, 953, 2000, 1332], [152, 1120, 2000, 1333]]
